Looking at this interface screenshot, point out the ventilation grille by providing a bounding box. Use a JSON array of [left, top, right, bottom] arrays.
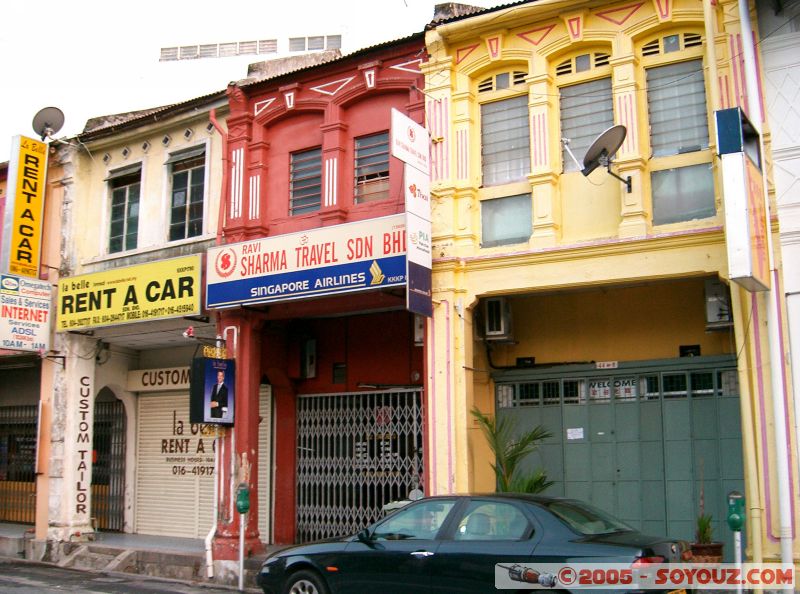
[[642, 32, 703, 57], [477, 70, 528, 93], [555, 52, 611, 76]]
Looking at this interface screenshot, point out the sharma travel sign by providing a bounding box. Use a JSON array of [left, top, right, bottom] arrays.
[[207, 214, 406, 308], [1, 274, 52, 352], [1, 136, 48, 278], [57, 255, 201, 331]]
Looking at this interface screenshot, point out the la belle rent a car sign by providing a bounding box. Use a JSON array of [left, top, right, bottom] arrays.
[[206, 214, 407, 308]]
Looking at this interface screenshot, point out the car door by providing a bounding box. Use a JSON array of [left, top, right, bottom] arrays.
[[339, 498, 459, 594], [429, 498, 539, 594]]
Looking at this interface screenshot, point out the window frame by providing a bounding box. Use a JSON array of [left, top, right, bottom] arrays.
[[640, 34, 716, 226], [106, 165, 142, 254], [479, 92, 531, 188], [166, 146, 206, 242], [354, 131, 390, 204], [290, 146, 323, 216]]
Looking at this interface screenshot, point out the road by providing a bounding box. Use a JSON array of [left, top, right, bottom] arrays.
[[0, 558, 260, 593]]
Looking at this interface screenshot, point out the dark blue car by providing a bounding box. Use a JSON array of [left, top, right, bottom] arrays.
[[257, 494, 691, 594]]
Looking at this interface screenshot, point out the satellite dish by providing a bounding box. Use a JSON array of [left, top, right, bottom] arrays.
[[32, 106, 65, 141], [581, 124, 632, 193]]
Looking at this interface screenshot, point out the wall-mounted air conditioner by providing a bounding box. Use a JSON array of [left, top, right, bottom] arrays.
[[484, 297, 513, 341], [705, 278, 733, 331]]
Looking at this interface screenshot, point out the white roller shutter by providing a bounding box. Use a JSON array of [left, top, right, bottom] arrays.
[[258, 385, 272, 542], [135, 393, 214, 537]]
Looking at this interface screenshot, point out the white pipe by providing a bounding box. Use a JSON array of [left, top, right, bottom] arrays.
[[230, 426, 236, 521], [205, 436, 220, 578], [239, 510, 245, 591], [737, 0, 794, 568]]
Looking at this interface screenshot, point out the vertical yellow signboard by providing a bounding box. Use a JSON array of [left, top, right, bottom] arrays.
[[1, 135, 48, 278]]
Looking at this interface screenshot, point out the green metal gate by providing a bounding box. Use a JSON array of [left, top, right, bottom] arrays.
[[495, 356, 743, 560]]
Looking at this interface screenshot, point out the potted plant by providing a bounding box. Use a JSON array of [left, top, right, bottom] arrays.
[[691, 513, 724, 562]]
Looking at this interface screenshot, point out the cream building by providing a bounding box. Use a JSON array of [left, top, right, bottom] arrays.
[[423, 0, 796, 564]]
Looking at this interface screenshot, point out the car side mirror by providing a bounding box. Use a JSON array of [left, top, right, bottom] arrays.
[[357, 528, 372, 543]]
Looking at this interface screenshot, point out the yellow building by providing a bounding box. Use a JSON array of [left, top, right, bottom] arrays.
[[423, 0, 796, 563]]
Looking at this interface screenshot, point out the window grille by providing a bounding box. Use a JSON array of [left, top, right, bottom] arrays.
[[481, 95, 530, 186], [560, 77, 613, 172], [290, 147, 322, 215]]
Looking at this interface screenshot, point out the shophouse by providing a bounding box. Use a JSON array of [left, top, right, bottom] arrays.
[[42, 94, 229, 547], [0, 141, 65, 533], [423, 0, 796, 563], [205, 32, 426, 555]]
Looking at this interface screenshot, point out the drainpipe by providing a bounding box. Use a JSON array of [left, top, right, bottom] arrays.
[[737, 0, 794, 567], [205, 434, 220, 578], [209, 108, 228, 246]]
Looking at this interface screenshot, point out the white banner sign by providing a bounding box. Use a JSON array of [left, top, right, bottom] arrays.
[[1, 274, 51, 352], [391, 108, 430, 174]]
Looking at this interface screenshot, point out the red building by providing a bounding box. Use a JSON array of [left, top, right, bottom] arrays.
[[209, 34, 427, 557]]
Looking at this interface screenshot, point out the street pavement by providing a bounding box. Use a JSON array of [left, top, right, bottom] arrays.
[[0, 557, 261, 594]]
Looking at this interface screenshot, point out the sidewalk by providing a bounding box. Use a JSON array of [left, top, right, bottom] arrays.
[[0, 522, 280, 591]]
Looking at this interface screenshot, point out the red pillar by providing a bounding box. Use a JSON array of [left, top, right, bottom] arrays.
[[212, 310, 266, 560]]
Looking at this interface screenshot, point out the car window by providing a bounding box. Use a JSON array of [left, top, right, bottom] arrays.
[[544, 500, 632, 535], [454, 501, 531, 541], [373, 499, 456, 540]]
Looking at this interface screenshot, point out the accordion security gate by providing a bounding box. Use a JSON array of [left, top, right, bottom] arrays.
[[296, 389, 423, 542]]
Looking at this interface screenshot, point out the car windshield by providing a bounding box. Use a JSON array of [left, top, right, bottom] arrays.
[[543, 500, 633, 535]]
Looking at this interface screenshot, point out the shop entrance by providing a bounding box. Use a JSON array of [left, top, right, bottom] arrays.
[[92, 393, 126, 531], [495, 356, 743, 560], [296, 389, 424, 541]]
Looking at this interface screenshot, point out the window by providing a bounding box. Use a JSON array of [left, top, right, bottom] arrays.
[[646, 58, 714, 224], [167, 147, 205, 241], [560, 77, 614, 172], [481, 95, 530, 186], [372, 499, 457, 541], [481, 193, 531, 247], [107, 165, 141, 253], [290, 147, 322, 215], [354, 132, 390, 203], [454, 501, 530, 540]]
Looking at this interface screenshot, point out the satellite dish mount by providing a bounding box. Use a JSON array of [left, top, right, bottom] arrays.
[[579, 124, 631, 193], [32, 106, 65, 142]]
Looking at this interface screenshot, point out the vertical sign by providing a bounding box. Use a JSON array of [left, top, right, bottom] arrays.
[[391, 109, 433, 317], [1, 136, 48, 278], [0, 273, 52, 351]]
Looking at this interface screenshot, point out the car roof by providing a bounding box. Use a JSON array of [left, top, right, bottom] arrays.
[[421, 493, 576, 505]]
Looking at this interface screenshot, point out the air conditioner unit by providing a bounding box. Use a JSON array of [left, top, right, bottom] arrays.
[[704, 278, 733, 331], [484, 297, 513, 341]]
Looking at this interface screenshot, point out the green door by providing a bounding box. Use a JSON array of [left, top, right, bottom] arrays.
[[496, 358, 743, 561]]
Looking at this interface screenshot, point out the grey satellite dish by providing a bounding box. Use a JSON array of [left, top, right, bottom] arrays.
[[32, 106, 65, 141], [581, 124, 631, 193]]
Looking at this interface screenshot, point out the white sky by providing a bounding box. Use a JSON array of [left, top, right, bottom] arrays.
[[1, 0, 493, 163]]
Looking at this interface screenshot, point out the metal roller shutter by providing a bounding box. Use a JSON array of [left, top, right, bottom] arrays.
[[135, 393, 214, 537], [257, 385, 272, 543]]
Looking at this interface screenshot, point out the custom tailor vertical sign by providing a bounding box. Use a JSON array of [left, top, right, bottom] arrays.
[[56, 255, 201, 331], [1, 136, 48, 278], [206, 214, 407, 308], [0, 273, 52, 352]]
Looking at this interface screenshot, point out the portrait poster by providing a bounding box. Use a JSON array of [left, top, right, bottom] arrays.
[[190, 357, 235, 426]]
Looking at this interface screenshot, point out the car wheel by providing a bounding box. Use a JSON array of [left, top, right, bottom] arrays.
[[283, 569, 329, 594]]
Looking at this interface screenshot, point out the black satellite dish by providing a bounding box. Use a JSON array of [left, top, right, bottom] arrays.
[[581, 124, 631, 193], [32, 106, 65, 141]]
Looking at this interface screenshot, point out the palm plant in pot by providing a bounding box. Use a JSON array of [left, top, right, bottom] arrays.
[[691, 466, 723, 562]]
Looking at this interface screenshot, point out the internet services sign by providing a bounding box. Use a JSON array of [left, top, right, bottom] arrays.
[[206, 214, 407, 308]]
